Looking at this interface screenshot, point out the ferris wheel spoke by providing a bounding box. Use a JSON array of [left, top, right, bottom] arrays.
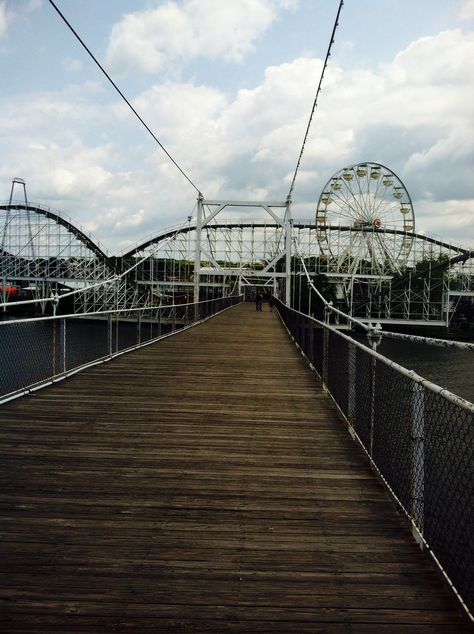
[[374, 231, 401, 273], [326, 208, 362, 225], [327, 191, 366, 222], [343, 178, 371, 218], [373, 194, 401, 222], [355, 173, 372, 218]]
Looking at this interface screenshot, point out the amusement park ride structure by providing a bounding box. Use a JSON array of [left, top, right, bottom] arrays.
[[1, 172, 473, 326]]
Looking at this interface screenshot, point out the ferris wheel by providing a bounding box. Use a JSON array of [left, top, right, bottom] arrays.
[[315, 162, 415, 274]]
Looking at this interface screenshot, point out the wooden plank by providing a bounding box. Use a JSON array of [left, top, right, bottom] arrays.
[[0, 302, 470, 632]]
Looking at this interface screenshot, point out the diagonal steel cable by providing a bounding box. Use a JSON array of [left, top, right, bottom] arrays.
[[48, 0, 202, 195], [287, 0, 344, 201]]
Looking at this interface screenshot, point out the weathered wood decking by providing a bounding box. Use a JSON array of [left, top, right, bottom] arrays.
[[0, 302, 470, 632]]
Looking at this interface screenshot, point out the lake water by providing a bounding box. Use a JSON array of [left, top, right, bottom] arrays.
[[365, 335, 474, 404]]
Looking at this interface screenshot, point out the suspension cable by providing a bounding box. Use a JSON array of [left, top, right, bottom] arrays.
[[47, 0, 202, 196], [287, 0, 344, 201], [293, 240, 370, 331]]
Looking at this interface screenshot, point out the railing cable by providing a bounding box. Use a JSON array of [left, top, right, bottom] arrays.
[[293, 239, 371, 331], [294, 245, 474, 352], [47, 0, 202, 196], [287, 0, 344, 201]]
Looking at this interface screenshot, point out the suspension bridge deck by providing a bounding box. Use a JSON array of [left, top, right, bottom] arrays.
[[0, 302, 469, 632]]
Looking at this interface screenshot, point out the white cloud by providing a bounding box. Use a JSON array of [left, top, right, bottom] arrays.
[[0, 2, 8, 38], [0, 0, 42, 38], [1, 26, 473, 249], [105, 0, 294, 75], [416, 199, 474, 246], [25, 0, 42, 11], [61, 57, 83, 73], [461, 0, 474, 19]]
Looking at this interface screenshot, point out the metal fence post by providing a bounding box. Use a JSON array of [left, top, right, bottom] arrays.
[[157, 311, 162, 338], [61, 318, 66, 374], [322, 327, 329, 389], [411, 382, 425, 545], [347, 342, 356, 432], [366, 326, 381, 458], [108, 314, 113, 358], [137, 311, 142, 346], [52, 319, 57, 377], [308, 320, 314, 366], [369, 355, 376, 457]]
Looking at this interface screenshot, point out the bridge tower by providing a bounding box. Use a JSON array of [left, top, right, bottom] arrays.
[[193, 196, 293, 304]]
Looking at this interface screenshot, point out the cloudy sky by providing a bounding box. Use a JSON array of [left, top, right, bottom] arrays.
[[1, 0, 473, 252]]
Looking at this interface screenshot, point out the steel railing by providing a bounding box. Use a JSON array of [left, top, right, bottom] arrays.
[[275, 297, 474, 621], [0, 295, 242, 403]]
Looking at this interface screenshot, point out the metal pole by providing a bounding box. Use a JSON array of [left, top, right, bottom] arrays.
[[369, 355, 376, 457], [411, 382, 425, 545], [194, 194, 203, 304], [137, 311, 142, 346], [52, 318, 57, 377], [348, 342, 356, 431], [108, 314, 113, 358], [193, 194, 203, 322], [61, 318, 66, 374], [285, 197, 292, 306], [322, 309, 329, 389]]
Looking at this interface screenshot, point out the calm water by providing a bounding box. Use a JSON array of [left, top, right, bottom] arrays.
[[366, 336, 474, 404]]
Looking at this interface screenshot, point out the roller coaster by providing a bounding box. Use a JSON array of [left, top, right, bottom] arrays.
[[1, 177, 473, 325]]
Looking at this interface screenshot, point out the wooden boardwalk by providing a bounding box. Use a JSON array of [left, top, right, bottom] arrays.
[[0, 302, 470, 632]]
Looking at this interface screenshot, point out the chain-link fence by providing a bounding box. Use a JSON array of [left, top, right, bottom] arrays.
[[0, 295, 242, 402], [275, 298, 474, 620]]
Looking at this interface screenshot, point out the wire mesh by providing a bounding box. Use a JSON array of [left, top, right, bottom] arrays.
[[117, 319, 140, 353], [311, 325, 325, 375], [274, 298, 474, 617], [65, 318, 109, 371], [327, 330, 350, 416], [372, 360, 414, 513], [140, 320, 159, 344], [0, 320, 57, 396], [352, 345, 374, 450], [0, 296, 240, 401], [423, 389, 474, 611]]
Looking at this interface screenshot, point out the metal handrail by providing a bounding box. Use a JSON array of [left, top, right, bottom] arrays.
[[0, 295, 243, 404], [294, 248, 474, 352], [274, 297, 474, 621]]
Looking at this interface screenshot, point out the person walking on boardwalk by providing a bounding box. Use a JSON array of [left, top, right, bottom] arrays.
[[268, 295, 274, 312], [255, 291, 263, 311]]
